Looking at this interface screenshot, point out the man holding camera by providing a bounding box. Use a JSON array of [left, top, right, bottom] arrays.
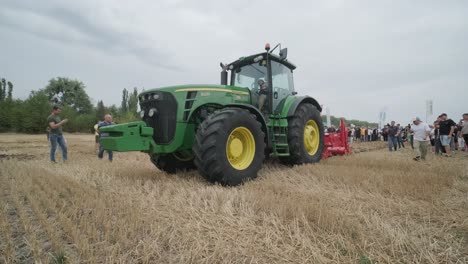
[[47, 105, 68, 163]]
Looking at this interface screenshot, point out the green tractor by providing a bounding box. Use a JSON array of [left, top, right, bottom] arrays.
[[100, 43, 324, 185]]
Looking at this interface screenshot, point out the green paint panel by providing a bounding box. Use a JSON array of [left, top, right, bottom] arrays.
[[99, 121, 153, 152], [280, 96, 306, 118]]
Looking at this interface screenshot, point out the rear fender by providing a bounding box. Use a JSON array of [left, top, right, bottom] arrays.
[[281, 96, 322, 118]]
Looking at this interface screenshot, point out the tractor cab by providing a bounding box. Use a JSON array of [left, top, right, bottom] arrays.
[[221, 44, 297, 115]]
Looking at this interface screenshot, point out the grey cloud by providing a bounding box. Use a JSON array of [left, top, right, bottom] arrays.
[[0, 2, 178, 70], [1, 0, 467, 123]]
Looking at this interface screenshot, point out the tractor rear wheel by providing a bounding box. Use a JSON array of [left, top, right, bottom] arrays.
[[281, 103, 324, 165], [150, 153, 195, 174], [193, 108, 265, 186]]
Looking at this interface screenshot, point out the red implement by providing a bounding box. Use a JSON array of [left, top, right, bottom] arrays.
[[322, 119, 352, 159]]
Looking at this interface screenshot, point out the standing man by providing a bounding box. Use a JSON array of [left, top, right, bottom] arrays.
[[348, 126, 354, 144], [432, 121, 444, 155], [438, 113, 456, 157], [396, 124, 405, 149], [382, 125, 388, 142], [257, 79, 268, 113], [94, 120, 100, 152], [47, 106, 68, 163], [98, 114, 115, 161], [458, 113, 468, 152], [410, 117, 431, 161], [355, 127, 361, 143], [406, 124, 414, 150], [387, 121, 398, 151]]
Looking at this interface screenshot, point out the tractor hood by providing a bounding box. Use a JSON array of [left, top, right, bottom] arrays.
[[135, 84, 252, 147], [138, 84, 252, 124], [139, 84, 251, 99]]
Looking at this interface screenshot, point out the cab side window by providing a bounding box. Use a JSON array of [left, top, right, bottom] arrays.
[[271, 60, 295, 111]]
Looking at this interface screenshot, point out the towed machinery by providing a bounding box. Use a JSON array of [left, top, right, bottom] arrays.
[[100, 44, 350, 186]]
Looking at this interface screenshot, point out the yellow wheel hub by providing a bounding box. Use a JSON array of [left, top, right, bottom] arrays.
[[304, 120, 320, 156], [226, 127, 255, 170]]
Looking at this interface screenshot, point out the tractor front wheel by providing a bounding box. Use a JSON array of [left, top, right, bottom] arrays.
[[281, 103, 324, 165], [193, 108, 265, 186], [150, 153, 195, 174]]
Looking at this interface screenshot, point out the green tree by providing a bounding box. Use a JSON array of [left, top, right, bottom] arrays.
[[0, 100, 12, 131], [127, 87, 139, 117], [121, 88, 128, 113], [0, 78, 5, 101], [325, 115, 378, 128], [44, 77, 93, 114], [96, 100, 106, 121], [58, 105, 95, 133], [0, 79, 15, 131], [20, 91, 51, 133], [7, 81, 13, 101], [107, 105, 119, 119]]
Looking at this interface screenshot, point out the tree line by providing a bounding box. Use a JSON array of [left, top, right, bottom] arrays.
[[328, 115, 378, 128], [0, 76, 379, 134], [0, 77, 140, 133]]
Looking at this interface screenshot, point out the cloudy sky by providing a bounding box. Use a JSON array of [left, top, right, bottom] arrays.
[[1, 0, 467, 124]]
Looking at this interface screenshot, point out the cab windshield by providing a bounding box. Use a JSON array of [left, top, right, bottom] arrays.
[[233, 63, 267, 93]]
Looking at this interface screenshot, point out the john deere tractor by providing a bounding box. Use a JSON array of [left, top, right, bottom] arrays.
[[100, 44, 324, 185]]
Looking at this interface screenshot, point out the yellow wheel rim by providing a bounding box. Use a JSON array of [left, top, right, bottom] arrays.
[[226, 127, 256, 170], [304, 120, 320, 156]]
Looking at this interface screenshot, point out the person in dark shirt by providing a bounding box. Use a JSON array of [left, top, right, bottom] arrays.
[[382, 125, 388, 141], [438, 113, 456, 156], [47, 105, 68, 163], [387, 121, 398, 151], [355, 127, 361, 142], [452, 125, 459, 151], [431, 121, 443, 154]]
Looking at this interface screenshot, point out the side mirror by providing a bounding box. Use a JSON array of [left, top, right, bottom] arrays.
[[279, 48, 288, 60]]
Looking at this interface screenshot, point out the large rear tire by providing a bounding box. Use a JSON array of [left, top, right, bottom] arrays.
[[281, 103, 324, 165], [193, 108, 265, 186], [150, 153, 195, 174]]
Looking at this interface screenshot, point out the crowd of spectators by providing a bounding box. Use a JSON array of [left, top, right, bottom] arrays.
[[340, 113, 468, 159], [343, 126, 383, 144]]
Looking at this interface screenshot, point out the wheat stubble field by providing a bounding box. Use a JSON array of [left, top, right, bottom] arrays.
[[0, 134, 467, 263]]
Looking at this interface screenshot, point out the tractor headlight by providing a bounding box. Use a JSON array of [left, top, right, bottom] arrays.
[[148, 108, 157, 117], [153, 93, 159, 100], [140, 110, 145, 118]]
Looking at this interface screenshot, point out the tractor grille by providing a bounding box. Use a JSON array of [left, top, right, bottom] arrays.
[[140, 91, 177, 144]]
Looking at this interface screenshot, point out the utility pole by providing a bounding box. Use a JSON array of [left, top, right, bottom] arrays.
[[426, 100, 433, 123]]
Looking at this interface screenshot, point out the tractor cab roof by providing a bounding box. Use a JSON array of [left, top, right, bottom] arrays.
[[227, 52, 296, 71]]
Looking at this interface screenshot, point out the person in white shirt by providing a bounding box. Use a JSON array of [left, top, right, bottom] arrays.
[[367, 128, 373, 141], [410, 117, 431, 161]]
